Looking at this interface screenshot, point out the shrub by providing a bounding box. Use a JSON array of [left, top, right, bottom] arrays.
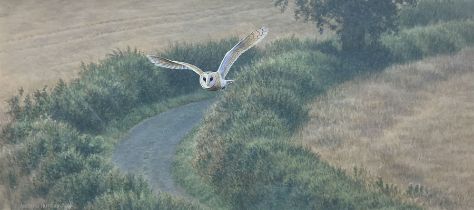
[[1, 39, 247, 208], [194, 50, 338, 178], [86, 191, 201, 210], [4, 39, 259, 134], [190, 46, 421, 209], [46, 169, 149, 209], [6, 19, 473, 208], [383, 20, 474, 62], [399, 0, 474, 28], [12, 118, 105, 174]]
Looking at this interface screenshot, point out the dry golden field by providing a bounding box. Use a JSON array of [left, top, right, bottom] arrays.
[[298, 48, 474, 209], [0, 0, 318, 120]]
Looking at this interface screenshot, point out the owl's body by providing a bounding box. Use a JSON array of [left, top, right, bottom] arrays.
[[147, 26, 268, 91]]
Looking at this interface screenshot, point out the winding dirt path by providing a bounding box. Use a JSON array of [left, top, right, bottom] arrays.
[[112, 99, 212, 197]]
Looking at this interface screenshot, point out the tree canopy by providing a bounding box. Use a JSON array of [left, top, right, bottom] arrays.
[[274, 0, 416, 52]]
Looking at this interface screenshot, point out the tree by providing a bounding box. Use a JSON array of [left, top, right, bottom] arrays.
[[274, 0, 416, 52]]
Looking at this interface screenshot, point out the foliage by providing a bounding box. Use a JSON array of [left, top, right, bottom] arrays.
[[187, 18, 474, 209], [191, 45, 419, 209], [274, 0, 416, 51], [399, 0, 474, 28], [86, 190, 200, 210], [382, 20, 474, 62], [173, 129, 231, 210], [4, 40, 258, 134], [1, 38, 250, 209], [3, 14, 474, 209]]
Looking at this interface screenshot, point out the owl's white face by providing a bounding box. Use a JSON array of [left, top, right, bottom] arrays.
[[199, 72, 218, 89]]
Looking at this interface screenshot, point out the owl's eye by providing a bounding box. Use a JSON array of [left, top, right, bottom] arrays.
[[210, 77, 214, 82], [203, 77, 206, 82]]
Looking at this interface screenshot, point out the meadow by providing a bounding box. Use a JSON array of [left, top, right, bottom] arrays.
[[300, 48, 474, 209], [1, 0, 474, 209]]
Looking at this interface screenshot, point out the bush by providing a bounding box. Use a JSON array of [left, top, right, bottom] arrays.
[[383, 20, 474, 62], [1, 39, 248, 209], [185, 22, 474, 207], [399, 0, 474, 28], [12, 118, 106, 174], [190, 45, 421, 209], [86, 191, 200, 210], [4, 39, 259, 134], [218, 139, 419, 209], [194, 50, 338, 177], [47, 169, 149, 209], [5, 19, 473, 209]]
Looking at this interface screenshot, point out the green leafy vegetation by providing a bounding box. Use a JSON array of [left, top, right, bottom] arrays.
[[274, 0, 416, 51], [399, 0, 474, 27], [179, 4, 474, 209], [190, 39, 420, 209], [2, 1, 474, 208], [1, 39, 257, 209], [173, 129, 230, 210], [382, 20, 474, 62]]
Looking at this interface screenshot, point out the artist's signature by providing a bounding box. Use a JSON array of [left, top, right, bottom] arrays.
[[19, 202, 73, 209]]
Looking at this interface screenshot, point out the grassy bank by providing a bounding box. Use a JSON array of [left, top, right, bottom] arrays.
[[0, 38, 257, 209], [173, 129, 230, 210], [383, 20, 474, 62], [188, 44, 418, 210], [175, 18, 474, 210], [2, 3, 474, 208]]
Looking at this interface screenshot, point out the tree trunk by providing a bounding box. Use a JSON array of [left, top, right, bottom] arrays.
[[340, 24, 366, 52]]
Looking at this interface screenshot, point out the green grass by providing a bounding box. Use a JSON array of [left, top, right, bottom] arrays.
[[3, 12, 474, 209], [176, 18, 474, 210], [173, 129, 230, 210], [383, 20, 474, 62], [1, 93, 212, 209], [188, 46, 419, 209], [0, 39, 249, 209]]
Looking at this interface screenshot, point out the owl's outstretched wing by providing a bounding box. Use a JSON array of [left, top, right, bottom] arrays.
[[217, 26, 268, 78], [146, 55, 204, 76]]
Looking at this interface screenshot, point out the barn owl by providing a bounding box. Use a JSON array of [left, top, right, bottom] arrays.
[[146, 26, 268, 91]]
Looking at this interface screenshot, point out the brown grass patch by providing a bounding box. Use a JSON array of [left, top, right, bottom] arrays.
[[298, 48, 474, 209]]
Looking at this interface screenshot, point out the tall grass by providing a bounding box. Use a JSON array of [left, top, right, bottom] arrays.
[[2, 14, 474, 209], [0, 38, 256, 209], [188, 44, 419, 209], [173, 129, 230, 210], [5, 40, 258, 134], [182, 18, 474, 209], [383, 20, 474, 62]]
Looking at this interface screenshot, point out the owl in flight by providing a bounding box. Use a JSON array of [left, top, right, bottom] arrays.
[[147, 26, 268, 91]]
